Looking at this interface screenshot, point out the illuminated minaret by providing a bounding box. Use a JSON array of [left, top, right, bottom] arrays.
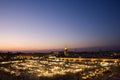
[[64, 47, 68, 56]]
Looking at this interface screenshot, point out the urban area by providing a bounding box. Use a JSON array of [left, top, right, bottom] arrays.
[[0, 48, 120, 80]]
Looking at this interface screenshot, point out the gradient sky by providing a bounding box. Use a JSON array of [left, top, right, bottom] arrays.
[[0, 0, 120, 51]]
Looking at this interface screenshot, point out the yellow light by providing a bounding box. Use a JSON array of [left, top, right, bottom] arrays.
[[64, 47, 67, 50], [114, 60, 117, 63]]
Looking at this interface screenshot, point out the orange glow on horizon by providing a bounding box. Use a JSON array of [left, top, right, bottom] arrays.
[[0, 43, 66, 51]]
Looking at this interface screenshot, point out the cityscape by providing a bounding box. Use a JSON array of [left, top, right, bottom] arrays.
[[0, 48, 120, 80], [0, 0, 120, 80]]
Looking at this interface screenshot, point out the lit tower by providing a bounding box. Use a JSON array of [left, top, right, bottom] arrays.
[[64, 47, 68, 56]]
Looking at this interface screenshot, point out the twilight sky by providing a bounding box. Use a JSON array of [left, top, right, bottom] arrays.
[[0, 0, 120, 51]]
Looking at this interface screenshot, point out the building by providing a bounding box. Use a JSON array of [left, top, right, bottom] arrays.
[[64, 47, 68, 56]]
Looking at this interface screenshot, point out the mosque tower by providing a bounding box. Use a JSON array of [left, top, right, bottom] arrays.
[[64, 47, 68, 56]]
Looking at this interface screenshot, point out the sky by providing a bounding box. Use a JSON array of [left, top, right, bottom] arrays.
[[0, 0, 120, 51]]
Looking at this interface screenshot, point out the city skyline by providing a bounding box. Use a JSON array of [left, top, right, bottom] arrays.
[[0, 0, 120, 51]]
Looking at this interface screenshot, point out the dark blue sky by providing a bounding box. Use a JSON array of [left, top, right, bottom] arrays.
[[0, 0, 120, 51]]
